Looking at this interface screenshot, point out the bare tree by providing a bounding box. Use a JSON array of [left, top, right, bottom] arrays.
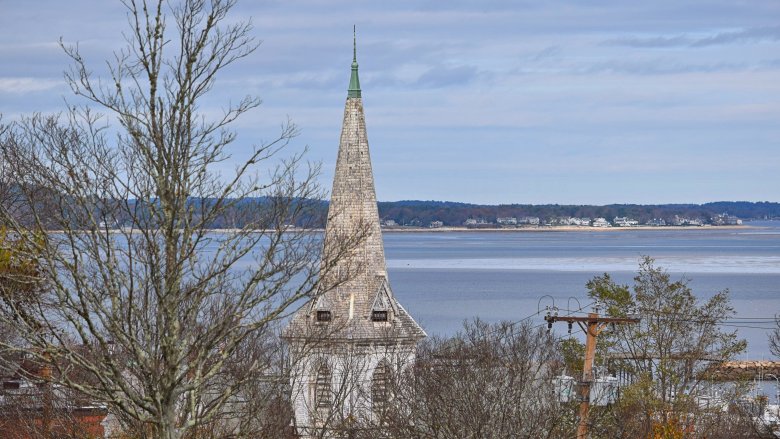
[[110, 327, 296, 439], [0, 1, 358, 438], [377, 319, 571, 439], [0, 121, 26, 227], [0, 122, 9, 220]]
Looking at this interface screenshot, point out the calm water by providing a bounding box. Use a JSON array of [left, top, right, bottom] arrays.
[[383, 221, 780, 358]]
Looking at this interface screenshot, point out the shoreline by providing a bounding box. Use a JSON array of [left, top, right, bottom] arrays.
[[52, 224, 758, 234], [380, 225, 754, 233]]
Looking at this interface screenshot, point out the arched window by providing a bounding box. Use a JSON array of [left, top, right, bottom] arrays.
[[315, 363, 331, 408], [372, 361, 391, 413]]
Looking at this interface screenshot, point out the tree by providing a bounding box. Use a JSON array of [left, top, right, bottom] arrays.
[[558, 337, 585, 377], [0, 227, 42, 354], [0, 1, 357, 437], [1, 230, 109, 439], [0, 120, 31, 228], [585, 257, 749, 438], [770, 318, 780, 359], [380, 319, 573, 439]]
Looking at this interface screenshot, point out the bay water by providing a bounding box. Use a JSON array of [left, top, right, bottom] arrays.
[[383, 221, 780, 358]]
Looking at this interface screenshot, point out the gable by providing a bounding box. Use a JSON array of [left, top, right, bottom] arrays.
[[370, 276, 398, 316]]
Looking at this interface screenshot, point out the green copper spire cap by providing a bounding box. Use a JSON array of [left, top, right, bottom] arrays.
[[348, 25, 361, 98]]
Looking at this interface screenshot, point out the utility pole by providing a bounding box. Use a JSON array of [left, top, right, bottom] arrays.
[[546, 309, 639, 439]]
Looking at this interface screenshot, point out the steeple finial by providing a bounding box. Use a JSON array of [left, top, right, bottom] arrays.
[[348, 25, 362, 98]]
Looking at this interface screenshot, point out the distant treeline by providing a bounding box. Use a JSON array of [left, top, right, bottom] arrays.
[[125, 199, 780, 228], [6, 191, 778, 229], [376, 200, 780, 227], [128, 199, 780, 228]]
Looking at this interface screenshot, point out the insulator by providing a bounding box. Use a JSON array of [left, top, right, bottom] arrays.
[[547, 322, 553, 331], [568, 322, 573, 334], [610, 322, 616, 331]]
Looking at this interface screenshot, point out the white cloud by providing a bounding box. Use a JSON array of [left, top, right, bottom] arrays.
[[0, 77, 62, 94], [604, 26, 780, 48]]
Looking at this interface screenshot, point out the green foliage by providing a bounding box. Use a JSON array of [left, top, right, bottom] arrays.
[[0, 227, 45, 338], [586, 273, 632, 317], [558, 337, 585, 376], [0, 227, 41, 296], [584, 257, 749, 437]]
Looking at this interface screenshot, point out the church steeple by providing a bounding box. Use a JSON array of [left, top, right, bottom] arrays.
[[347, 25, 361, 98], [284, 31, 425, 438], [285, 29, 424, 341], [320, 24, 388, 323]]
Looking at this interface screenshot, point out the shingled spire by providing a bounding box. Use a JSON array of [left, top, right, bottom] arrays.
[[285, 29, 424, 341], [285, 30, 425, 437]]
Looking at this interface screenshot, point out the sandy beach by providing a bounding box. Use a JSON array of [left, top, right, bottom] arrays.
[[69, 224, 755, 234], [380, 225, 754, 233]]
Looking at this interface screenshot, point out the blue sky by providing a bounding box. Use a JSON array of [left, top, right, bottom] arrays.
[[1, 0, 779, 204]]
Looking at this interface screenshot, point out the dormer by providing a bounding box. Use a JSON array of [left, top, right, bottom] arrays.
[[311, 293, 333, 323], [370, 276, 396, 323]]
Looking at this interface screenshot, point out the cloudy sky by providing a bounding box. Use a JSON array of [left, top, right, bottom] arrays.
[[2, 0, 779, 204]]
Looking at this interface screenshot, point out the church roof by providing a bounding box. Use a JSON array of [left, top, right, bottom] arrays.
[[284, 31, 425, 342]]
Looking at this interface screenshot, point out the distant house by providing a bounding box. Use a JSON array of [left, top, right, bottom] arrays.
[[613, 217, 639, 227], [730, 217, 743, 225], [671, 215, 703, 226], [646, 218, 666, 226], [518, 216, 540, 225], [464, 218, 492, 228], [429, 220, 444, 228], [711, 213, 742, 226], [496, 217, 517, 225], [563, 217, 589, 226], [382, 219, 397, 227], [592, 218, 610, 227]]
